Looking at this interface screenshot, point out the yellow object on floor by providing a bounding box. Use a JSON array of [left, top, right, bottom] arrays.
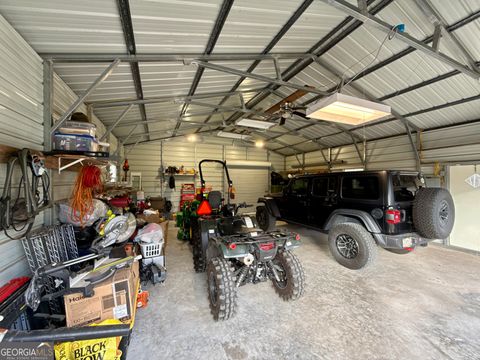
[[54, 319, 123, 360]]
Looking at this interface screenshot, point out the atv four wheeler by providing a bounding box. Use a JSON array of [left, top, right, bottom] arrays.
[[190, 160, 305, 320]]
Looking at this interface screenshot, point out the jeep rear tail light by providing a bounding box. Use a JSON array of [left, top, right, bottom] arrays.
[[385, 209, 401, 224], [229, 243, 237, 250], [295, 234, 301, 241]]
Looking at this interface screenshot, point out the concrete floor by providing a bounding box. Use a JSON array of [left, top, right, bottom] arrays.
[[128, 222, 480, 360]]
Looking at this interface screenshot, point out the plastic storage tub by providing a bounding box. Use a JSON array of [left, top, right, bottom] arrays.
[[58, 121, 96, 137], [53, 133, 99, 152]]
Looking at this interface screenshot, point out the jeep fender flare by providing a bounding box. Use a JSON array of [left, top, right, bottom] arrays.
[[257, 197, 281, 218], [323, 209, 382, 234]]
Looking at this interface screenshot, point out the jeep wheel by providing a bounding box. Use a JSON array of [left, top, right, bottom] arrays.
[[271, 250, 305, 301], [413, 187, 455, 239], [207, 257, 237, 321], [256, 206, 276, 231], [192, 223, 206, 273], [328, 223, 377, 270]]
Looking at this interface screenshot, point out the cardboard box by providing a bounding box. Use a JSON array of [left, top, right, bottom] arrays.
[[149, 197, 166, 211], [137, 213, 162, 224], [64, 261, 139, 327]]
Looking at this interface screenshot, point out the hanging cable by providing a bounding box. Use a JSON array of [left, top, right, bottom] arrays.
[[0, 149, 50, 239], [336, 24, 401, 92]]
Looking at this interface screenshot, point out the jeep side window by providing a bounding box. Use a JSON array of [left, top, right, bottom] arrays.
[[312, 178, 328, 196], [290, 178, 308, 195], [341, 176, 379, 200], [393, 174, 421, 201]]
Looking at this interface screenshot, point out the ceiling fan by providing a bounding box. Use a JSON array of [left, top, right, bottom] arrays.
[[242, 88, 311, 127]]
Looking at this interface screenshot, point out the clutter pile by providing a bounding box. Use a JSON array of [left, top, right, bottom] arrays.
[[0, 145, 169, 359]]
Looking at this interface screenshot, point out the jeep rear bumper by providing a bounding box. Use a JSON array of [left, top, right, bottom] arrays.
[[373, 232, 429, 250]]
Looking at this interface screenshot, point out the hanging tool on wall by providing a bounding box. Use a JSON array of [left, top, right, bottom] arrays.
[[0, 149, 50, 238], [165, 166, 178, 189]]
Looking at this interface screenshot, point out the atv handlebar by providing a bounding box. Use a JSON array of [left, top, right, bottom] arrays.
[[235, 202, 253, 211]]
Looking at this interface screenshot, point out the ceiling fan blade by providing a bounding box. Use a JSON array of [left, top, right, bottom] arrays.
[[292, 110, 308, 118], [265, 87, 313, 114]]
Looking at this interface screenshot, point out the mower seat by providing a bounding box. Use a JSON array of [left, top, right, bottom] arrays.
[[208, 191, 222, 209]]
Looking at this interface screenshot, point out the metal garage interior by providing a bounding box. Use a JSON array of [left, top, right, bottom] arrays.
[[0, 0, 479, 359]]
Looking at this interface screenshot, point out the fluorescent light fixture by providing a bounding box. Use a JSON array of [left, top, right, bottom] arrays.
[[344, 168, 365, 172], [236, 118, 275, 130], [187, 134, 197, 142], [255, 140, 265, 148], [217, 131, 251, 140], [307, 93, 391, 125]]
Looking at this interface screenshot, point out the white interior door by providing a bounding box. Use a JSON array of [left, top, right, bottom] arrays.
[[449, 165, 480, 251]]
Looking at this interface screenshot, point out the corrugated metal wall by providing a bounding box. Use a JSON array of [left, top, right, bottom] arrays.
[[0, 14, 123, 286], [128, 140, 285, 212], [0, 14, 44, 285], [286, 122, 480, 177]]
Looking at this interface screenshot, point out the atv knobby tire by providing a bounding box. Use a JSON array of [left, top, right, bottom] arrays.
[[256, 206, 276, 231], [190, 218, 199, 245], [192, 222, 206, 273], [207, 258, 237, 321], [413, 187, 455, 239], [272, 250, 305, 301], [328, 223, 377, 270]]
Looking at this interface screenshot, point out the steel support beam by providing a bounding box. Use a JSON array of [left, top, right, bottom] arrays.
[[191, 60, 330, 96], [299, 92, 480, 144], [43, 60, 54, 225], [113, 124, 139, 156], [318, 0, 480, 80], [116, 119, 224, 129], [89, 87, 266, 108], [219, 0, 389, 130], [416, 0, 479, 72], [197, 0, 315, 129], [123, 128, 220, 145], [99, 104, 134, 141], [173, 0, 234, 137], [116, 0, 150, 141], [50, 59, 120, 134], [40, 53, 313, 63], [43, 60, 54, 151], [304, 9, 480, 108]]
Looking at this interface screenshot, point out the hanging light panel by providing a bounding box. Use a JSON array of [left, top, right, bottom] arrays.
[[307, 93, 391, 125]]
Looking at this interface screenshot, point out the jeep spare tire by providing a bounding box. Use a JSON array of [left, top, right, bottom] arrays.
[[413, 187, 455, 239], [256, 206, 276, 231]]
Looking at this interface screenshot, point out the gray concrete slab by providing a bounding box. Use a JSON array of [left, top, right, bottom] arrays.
[[128, 223, 480, 360]]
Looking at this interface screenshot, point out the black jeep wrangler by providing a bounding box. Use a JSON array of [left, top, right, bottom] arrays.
[[256, 170, 455, 270]]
